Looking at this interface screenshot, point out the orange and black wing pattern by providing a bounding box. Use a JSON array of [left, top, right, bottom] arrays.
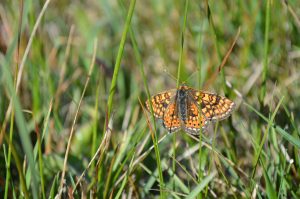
[[188, 88, 235, 121], [183, 99, 208, 135], [162, 101, 181, 133], [145, 90, 175, 119]]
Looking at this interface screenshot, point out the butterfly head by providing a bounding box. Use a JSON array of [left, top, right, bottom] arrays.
[[179, 83, 189, 90]]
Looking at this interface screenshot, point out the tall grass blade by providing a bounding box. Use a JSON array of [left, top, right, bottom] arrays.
[[105, 0, 136, 122], [2, 58, 38, 198], [259, 0, 271, 104], [126, 1, 165, 197], [261, 160, 277, 199]]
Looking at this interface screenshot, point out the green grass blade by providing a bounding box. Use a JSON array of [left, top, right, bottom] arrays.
[[114, 152, 135, 199], [244, 101, 300, 149], [49, 174, 59, 198], [261, 160, 277, 199], [126, 3, 165, 198], [176, 0, 189, 86], [251, 97, 284, 179], [105, 0, 136, 122], [4, 110, 15, 199], [3, 135, 30, 198], [37, 100, 52, 199], [259, 0, 271, 103], [186, 171, 217, 199], [1, 57, 39, 199], [100, 2, 137, 196], [173, 0, 189, 194]]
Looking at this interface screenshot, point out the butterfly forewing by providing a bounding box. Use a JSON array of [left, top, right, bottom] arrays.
[[145, 90, 175, 118], [188, 88, 235, 121]]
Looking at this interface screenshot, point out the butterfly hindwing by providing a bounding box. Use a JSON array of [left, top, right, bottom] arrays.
[[162, 102, 181, 133], [183, 97, 208, 135]]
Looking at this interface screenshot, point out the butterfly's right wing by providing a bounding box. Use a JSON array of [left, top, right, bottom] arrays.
[[145, 90, 175, 119], [162, 102, 181, 133]]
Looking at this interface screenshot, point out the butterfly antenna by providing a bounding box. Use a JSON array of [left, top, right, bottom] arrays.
[[163, 67, 178, 83], [183, 69, 202, 83]]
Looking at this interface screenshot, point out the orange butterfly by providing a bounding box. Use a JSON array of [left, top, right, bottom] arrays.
[[146, 84, 235, 135]]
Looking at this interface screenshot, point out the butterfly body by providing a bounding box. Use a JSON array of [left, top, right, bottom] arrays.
[[177, 87, 188, 123], [146, 84, 235, 135]]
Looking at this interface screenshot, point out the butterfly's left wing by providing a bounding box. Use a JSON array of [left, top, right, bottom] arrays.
[[188, 88, 235, 121]]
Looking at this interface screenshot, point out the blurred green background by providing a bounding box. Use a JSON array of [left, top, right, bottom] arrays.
[[0, 0, 300, 198]]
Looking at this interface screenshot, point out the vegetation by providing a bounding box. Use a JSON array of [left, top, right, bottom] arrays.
[[0, 0, 300, 198]]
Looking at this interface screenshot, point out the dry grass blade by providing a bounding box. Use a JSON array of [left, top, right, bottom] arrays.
[[282, 0, 300, 31], [57, 39, 98, 197], [72, 116, 112, 194], [54, 25, 75, 110], [204, 27, 241, 89], [186, 134, 249, 179]]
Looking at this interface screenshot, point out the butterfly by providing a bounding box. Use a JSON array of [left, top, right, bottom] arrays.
[[145, 84, 235, 135]]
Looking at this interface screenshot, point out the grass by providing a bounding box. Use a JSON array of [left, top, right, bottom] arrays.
[[1, 0, 300, 198]]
